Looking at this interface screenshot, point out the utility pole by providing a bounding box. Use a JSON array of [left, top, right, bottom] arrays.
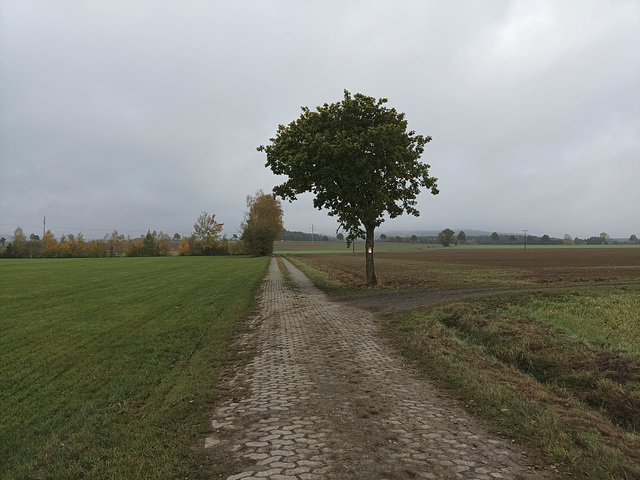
[[311, 224, 314, 242], [523, 229, 528, 250], [43, 216, 46, 240]]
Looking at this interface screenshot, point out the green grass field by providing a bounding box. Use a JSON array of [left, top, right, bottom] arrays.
[[0, 256, 270, 480]]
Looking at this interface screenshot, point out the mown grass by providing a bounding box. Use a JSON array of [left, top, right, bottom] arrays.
[[289, 254, 640, 479], [0, 256, 270, 480], [503, 289, 640, 354]]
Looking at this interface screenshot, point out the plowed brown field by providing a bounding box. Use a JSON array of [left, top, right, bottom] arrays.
[[293, 247, 640, 289]]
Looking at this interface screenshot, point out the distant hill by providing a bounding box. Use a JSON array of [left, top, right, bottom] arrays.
[[382, 229, 494, 237]]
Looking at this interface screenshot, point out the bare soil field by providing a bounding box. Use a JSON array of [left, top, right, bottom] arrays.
[[292, 247, 640, 290]]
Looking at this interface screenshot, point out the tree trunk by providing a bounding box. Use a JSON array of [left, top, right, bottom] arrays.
[[365, 227, 377, 285]]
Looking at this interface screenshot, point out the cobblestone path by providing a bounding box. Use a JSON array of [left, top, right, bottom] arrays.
[[205, 258, 548, 480]]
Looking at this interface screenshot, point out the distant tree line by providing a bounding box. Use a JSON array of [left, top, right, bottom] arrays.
[[1, 227, 186, 258], [279, 229, 338, 242], [2, 222, 637, 258], [175, 192, 284, 257], [2, 227, 109, 258], [273, 229, 639, 246], [377, 230, 639, 247], [2, 192, 285, 259]]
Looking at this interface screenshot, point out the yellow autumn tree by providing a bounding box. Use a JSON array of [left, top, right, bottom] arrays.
[[42, 230, 57, 257], [56, 234, 72, 257], [177, 236, 191, 256], [72, 232, 86, 257], [241, 191, 284, 256]]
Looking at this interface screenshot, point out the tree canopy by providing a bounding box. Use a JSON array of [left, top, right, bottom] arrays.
[[437, 228, 455, 247], [192, 212, 224, 255], [241, 191, 284, 256], [258, 90, 438, 284]]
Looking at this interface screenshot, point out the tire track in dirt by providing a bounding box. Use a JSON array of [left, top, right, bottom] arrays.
[[205, 258, 550, 479]]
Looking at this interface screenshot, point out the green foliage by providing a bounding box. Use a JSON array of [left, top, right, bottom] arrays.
[[0, 257, 269, 479], [258, 90, 438, 283], [242, 223, 277, 256], [143, 229, 157, 256], [437, 228, 455, 247], [259, 90, 438, 244]]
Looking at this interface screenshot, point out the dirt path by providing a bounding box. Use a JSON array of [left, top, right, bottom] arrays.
[[205, 258, 549, 479], [336, 288, 516, 315]]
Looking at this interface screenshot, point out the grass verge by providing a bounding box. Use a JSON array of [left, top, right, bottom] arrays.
[[385, 291, 640, 479], [0, 256, 270, 480]]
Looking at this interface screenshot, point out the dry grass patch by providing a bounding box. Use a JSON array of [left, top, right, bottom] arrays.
[[386, 292, 640, 479]]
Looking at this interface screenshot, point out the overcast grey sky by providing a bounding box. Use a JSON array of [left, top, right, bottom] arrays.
[[1, 0, 639, 240]]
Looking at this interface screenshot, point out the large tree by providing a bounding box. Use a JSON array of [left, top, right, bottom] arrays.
[[258, 90, 438, 284]]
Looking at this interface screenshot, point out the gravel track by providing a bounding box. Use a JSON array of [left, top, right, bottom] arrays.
[[205, 257, 549, 479]]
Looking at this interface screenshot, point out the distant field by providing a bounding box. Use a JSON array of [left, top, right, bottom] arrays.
[[0, 256, 270, 479], [274, 240, 639, 254], [273, 240, 430, 254], [289, 246, 640, 289]]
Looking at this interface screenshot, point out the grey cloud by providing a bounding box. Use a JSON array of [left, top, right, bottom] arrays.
[[1, 0, 638, 241]]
